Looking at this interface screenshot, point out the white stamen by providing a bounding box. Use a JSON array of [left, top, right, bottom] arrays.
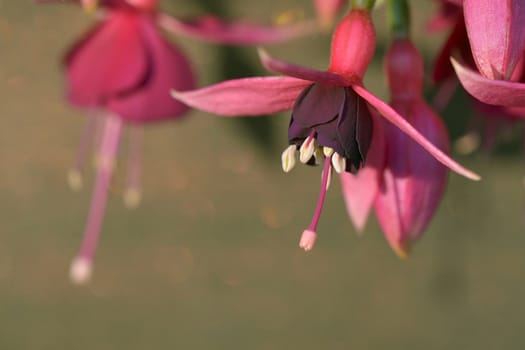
[[299, 229, 317, 251], [331, 152, 346, 174], [323, 147, 334, 157], [281, 145, 297, 172], [67, 169, 83, 192], [299, 136, 317, 164], [124, 188, 142, 209], [70, 257, 92, 285]]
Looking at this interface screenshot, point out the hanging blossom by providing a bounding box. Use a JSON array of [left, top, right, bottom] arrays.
[[172, 0, 480, 253], [40, 0, 316, 284], [374, 34, 449, 257], [451, 0, 525, 107], [427, 0, 525, 155], [342, 0, 449, 257]]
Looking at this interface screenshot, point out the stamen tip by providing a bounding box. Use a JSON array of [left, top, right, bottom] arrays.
[[67, 169, 83, 192], [124, 189, 142, 209], [299, 229, 317, 252], [281, 145, 297, 172], [70, 257, 92, 285]]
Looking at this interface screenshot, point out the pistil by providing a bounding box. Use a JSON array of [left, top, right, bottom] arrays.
[[299, 155, 332, 251]]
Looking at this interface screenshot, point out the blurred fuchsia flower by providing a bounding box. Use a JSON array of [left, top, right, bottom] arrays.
[[313, 0, 346, 28], [40, 0, 315, 284], [173, 0, 479, 253], [374, 38, 450, 257], [452, 0, 525, 107]]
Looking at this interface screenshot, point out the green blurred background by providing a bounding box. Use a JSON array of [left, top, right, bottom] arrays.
[[1, 0, 525, 349]]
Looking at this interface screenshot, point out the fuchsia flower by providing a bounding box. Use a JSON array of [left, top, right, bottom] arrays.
[[41, 0, 315, 284], [452, 0, 525, 107], [374, 38, 450, 257], [173, 4, 479, 253]]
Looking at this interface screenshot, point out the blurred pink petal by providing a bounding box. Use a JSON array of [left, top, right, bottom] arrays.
[[158, 13, 316, 45], [452, 57, 525, 107], [313, 0, 346, 28], [65, 12, 148, 108], [108, 17, 195, 122], [171, 77, 310, 116]]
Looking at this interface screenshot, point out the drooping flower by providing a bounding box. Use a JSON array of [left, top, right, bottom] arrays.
[[452, 0, 525, 107], [173, 2, 479, 252], [40, 0, 316, 284], [374, 38, 450, 257]]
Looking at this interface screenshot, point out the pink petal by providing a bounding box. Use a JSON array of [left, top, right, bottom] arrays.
[[65, 12, 148, 108], [157, 13, 316, 45], [464, 0, 525, 80], [339, 112, 385, 232], [258, 48, 351, 86], [353, 84, 480, 181], [374, 100, 449, 256], [171, 76, 310, 116], [452, 57, 525, 107], [107, 17, 196, 122], [313, 0, 346, 28]]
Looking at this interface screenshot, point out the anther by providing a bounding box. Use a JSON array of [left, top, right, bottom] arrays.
[[299, 136, 317, 164], [281, 145, 297, 172], [331, 152, 346, 174], [124, 189, 142, 209], [67, 169, 84, 192]]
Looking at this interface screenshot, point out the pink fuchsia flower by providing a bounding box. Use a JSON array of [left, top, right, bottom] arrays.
[[374, 38, 450, 257], [452, 0, 525, 107], [173, 3, 480, 251], [41, 0, 315, 284]]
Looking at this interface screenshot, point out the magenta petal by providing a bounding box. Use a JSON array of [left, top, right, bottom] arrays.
[[339, 112, 385, 232], [353, 84, 480, 181], [171, 76, 310, 116], [65, 12, 148, 108], [157, 13, 316, 45], [452, 57, 525, 107], [464, 0, 525, 80], [258, 48, 351, 86], [107, 18, 196, 122]]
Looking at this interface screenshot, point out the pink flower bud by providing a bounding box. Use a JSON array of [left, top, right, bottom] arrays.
[[328, 9, 376, 80]]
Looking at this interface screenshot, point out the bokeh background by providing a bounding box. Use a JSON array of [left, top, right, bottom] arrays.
[[1, 1, 525, 349]]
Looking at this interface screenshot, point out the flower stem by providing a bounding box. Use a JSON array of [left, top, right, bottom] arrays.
[[388, 0, 410, 38], [351, 0, 376, 11]]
